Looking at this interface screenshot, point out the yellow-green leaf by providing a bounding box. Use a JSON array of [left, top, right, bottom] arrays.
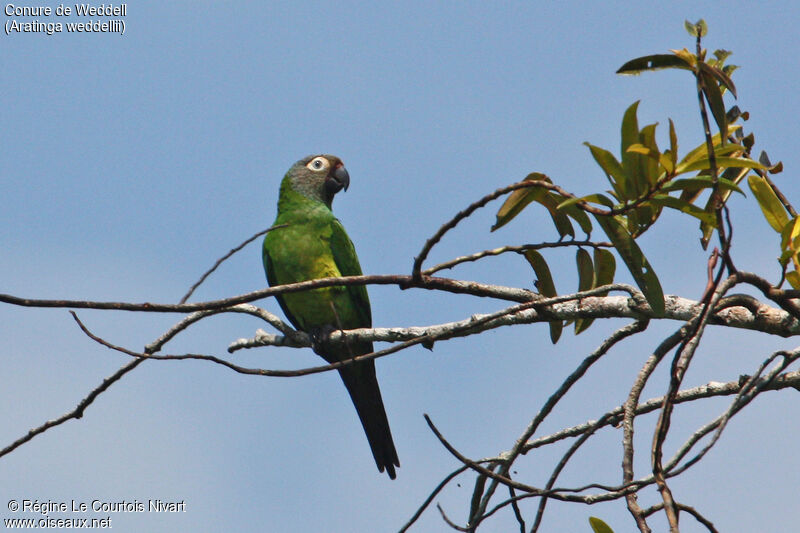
[[584, 142, 626, 197], [786, 270, 800, 290], [700, 68, 728, 139], [539, 193, 575, 239], [616, 54, 691, 75], [684, 19, 708, 37], [748, 175, 790, 232], [620, 101, 641, 196], [560, 201, 593, 235], [659, 152, 674, 175], [649, 195, 717, 225], [626, 143, 653, 156], [780, 217, 800, 252], [677, 156, 764, 175], [661, 176, 744, 196], [668, 118, 678, 169], [594, 214, 664, 315], [677, 127, 743, 169], [574, 249, 594, 334], [594, 248, 616, 288], [700, 61, 737, 98], [557, 193, 615, 210], [524, 250, 562, 344], [576, 249, 616, 335], [670, 47, 697, 67], [492, 173, 550, 231], [698, 166, 752, 248], [639, 123, 661, 186], [589, 516, 616, 533]]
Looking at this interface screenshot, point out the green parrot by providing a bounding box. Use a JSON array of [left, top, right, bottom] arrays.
[[262, 154, 400, 479]]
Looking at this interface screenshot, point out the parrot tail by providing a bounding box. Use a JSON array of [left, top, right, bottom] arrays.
[[337, 360, 400, 479]]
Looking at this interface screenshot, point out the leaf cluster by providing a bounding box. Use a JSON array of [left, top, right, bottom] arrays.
[[489, 19, 790, 337]]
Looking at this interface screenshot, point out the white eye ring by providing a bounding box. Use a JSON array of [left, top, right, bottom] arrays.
[[306, 157, 329, 171]]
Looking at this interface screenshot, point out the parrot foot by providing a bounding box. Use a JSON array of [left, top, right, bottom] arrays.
[[309, 325, 338, 357]]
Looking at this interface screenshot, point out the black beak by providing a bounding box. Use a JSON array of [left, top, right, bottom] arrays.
[[325, 164, 350, 195]]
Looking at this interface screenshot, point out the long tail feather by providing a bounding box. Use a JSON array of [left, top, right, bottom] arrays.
[[336, 359, 399, 479]]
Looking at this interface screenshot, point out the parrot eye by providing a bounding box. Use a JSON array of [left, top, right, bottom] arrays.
[[307, 157, 329, 172]]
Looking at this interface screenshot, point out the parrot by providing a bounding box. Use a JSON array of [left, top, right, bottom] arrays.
[[262, 154, 400, 479]]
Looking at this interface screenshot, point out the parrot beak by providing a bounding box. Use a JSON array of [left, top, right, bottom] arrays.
[[326, 164, 350, 195]]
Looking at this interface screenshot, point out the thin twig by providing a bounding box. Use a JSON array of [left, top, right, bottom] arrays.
[[621, 328, 687, 533], [424, 414, 540, 494], [180, 226, 285, 303], [436, 503, 470, 532], [412, 180, 564, 279], [643, 502, 719, 533], [422, 240, 613, 276], [0, 357, 144, 459], [473, 320, 650, 523], [398, 465, 470, 533]]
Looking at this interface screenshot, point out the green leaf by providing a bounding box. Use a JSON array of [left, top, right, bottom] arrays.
[[594, 214, 664, 315], [661, 176, 745, 196], [626, 143, 653, 156], [560, 201, 593, 235], [659, 152, 674, 175], [492, 173, 550, 231], [698, 166, 752, 248], [584, 142, 626, 197], [649, 195, 717, 225], [780, 217, 800, 253], [683, 19, 708, 37], [699, 68, 728, 140], [539, 193, 575, 239], [616, 54, 691, 75], [574, 249, 594, 334], [620, 101, 641, 197], [677, 156, 765, 175], [557, 193, 615, 210], [638, 123, 660, 186], [786, 270, 800, 290], [670, 47, 697, 67], [700, 61, 737, 98], [589, 516, 616, 533], [594, 248, 616, 288], [668, 118, 678, 169], [677, 127, 743, 169], [714, 49, 733, 63], [748, 175, 790, 232], [576, 248, 616, 335], [525, 250, 562, 344]]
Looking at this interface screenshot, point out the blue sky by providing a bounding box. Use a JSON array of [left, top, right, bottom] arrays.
[[2, 2, 799, 531]]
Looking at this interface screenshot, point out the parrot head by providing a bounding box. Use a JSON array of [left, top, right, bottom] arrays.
[[284, 154, 350, 208]]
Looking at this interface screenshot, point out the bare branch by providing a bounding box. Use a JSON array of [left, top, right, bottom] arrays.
[[231, 290, 800, 356], [622, 327, 687, 532], [0, 274, 537, 312], [664, 348, 800, 477], [473, 320, 649, 523], [519, 367, 800, 454]]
